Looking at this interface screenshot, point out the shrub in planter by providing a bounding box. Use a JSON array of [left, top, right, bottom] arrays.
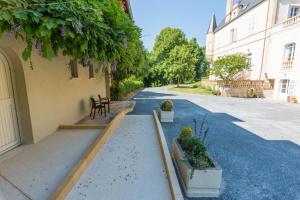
[[159, 100, 174, 122], [290, 96, 298, 104], [160, 100, 173, 111], [246, 88, 257, 98], [173, 127, 222, 198]]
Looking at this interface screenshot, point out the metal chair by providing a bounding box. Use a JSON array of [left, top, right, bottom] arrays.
[[90, 97, 106, 119], [98, 94, 110, 113]]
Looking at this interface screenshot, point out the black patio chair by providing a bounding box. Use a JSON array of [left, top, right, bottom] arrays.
[[90, 97, 106, 119], [98, 94, 110, 113]]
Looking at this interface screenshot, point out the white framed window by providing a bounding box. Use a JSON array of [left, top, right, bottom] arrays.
[[230, 28, 237, 43], [280, 79, 290, 94], [247, 53, 252, 67], [289, 6, 300, 18], [248, 17, 255, 34], [283, 43, 296, 61], [279, 79, 296, 96]]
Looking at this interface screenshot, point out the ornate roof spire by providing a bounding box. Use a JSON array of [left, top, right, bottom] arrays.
[[207, 14, 217, 33]]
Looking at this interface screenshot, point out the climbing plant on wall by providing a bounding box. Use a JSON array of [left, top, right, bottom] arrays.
[[0, 0, 143, 72]]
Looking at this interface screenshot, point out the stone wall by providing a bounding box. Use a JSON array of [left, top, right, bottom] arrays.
[[202, 80, 265, 98]]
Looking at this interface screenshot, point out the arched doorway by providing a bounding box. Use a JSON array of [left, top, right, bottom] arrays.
[[0, 51, 20, 154]]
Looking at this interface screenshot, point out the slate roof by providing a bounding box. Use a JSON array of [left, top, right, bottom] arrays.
[[214, 0, 266, 32], [207, 14, 217, 33]]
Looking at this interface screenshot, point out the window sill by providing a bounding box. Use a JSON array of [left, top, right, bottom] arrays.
[[89, 77, 96, 80], [70, 77, 81, 80]]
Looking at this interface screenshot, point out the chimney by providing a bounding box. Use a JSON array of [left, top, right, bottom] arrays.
[[225, 0, 233, 23]]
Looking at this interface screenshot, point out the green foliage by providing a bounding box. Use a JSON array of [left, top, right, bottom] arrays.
[[0, 0, 143, 76], [111, 76, 144, 100], [183, 137, 214, 170], [120, 76, 144, 96], [210, 54, 250, 80], [211, 88, 221, 96], [160, 100, 173, 111], [165, 45, 196, 84], [177, 127, 214, 172], [246, 88, 257, 98], [178, 121, 214, 172], [188, 39, 209, 81], [152, 27, 187, 62], [178, 127, 193, 146], [146, 28, 208, 86]]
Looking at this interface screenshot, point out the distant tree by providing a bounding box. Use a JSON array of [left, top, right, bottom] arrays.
[[187, 38, 208, 81], [210, 54, 250, 80], [152, 27, 187, 62], [165, 45, 197, 85]]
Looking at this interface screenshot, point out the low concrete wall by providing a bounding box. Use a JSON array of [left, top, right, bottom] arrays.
[[202, 80, 265, 98]]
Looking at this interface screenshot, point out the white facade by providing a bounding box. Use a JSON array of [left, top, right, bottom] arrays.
[[206, 0, 300, 101]]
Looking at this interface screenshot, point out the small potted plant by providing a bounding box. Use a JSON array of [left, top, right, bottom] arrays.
[[246, 88, 257, 98], [172, 126, 222, 198], [290, 96, 298, 104], [159, 100, 174, 122]]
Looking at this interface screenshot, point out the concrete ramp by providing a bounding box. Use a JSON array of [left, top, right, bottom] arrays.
[[0, 129, 102, 200], [66, 115, 172, 200]]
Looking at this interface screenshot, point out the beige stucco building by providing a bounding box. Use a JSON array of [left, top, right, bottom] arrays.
[[0, 35, 108, 154], [206, 0, 300, 101]]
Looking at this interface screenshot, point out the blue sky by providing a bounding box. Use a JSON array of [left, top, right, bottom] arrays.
[[130, 0, 226, 50]]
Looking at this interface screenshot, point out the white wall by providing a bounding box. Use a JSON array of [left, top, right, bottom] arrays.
[[213, 1, 269, 80], [276, 0, 300, 23], [266, 24, 300, 99]]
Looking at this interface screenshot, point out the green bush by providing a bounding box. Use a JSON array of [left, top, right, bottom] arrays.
[[160, 100, 173, 111], [184, 137, 214, 169], [177, 127, 214, 171], [178, 127, 193, 143], [120, 76, 144, 97], [211, 88, 221, 96], [246, 88, 257, 98]]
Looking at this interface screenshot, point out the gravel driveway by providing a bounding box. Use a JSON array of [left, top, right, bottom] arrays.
[[130, 87, 300, 200]]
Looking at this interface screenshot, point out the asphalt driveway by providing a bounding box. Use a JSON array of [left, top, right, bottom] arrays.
[[129, 87, 300, 200]]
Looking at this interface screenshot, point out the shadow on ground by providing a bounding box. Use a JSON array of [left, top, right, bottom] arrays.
[[129, 90, 300, 200]]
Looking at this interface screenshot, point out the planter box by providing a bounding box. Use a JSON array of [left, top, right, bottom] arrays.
[[159, 109, 174, 123], [172, 139, 222, 198]]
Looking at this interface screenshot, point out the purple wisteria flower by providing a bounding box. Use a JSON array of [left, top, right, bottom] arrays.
[[11, 24, 22, 32], [73, 22, 83, 35], [83, 55, 89, 66], [35, 40, 42, 50], [59, 25, 66, 37]]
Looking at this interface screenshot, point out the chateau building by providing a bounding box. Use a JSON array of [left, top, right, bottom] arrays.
[[206, 0, 300, 100]]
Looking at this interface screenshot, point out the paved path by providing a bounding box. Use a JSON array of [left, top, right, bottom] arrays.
[[66, 115, 172, 200], [130, 87, 300, 200], [0, 129, 102, 200]]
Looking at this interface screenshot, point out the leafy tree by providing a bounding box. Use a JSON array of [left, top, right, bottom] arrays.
[[152, 27, 187, 62], [187, 38, 209, 81], [210, 54, 250, 80], [165, 45, 196, 85]]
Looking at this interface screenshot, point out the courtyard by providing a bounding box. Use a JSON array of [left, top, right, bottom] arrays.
[[130, 87, 300, 200]]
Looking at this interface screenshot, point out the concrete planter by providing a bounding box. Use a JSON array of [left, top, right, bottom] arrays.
[[172, 139, 222, 198], [159, 109, 174, 123]]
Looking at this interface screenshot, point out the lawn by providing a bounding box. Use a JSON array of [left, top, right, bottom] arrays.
[[168, 82, 219, 96]]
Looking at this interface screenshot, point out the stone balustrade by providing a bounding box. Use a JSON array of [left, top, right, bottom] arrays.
[[282, 60, 293, 70], [283, 15, 300, 29], [202, 80, 265, 98]]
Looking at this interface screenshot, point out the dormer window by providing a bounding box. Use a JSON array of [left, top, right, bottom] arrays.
[[289, 6, 300, 18]]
